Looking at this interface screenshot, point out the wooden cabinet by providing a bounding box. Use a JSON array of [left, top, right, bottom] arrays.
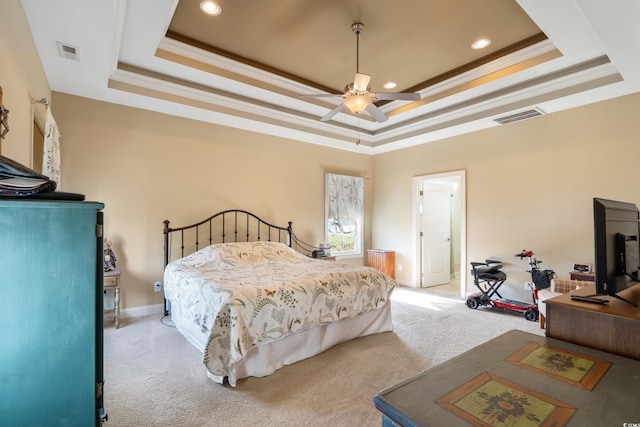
[[545, 283, 640, 360], [0, 199, 105, 425], [367, 249, 395, 279]]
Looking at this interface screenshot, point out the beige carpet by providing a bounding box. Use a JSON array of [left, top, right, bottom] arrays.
[[103, 287, 544, 426]]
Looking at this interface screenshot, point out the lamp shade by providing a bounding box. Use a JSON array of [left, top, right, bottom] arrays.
[[343, 93, 372, 114]]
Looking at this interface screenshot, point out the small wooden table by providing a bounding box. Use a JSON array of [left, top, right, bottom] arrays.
[[104, 269, 121, 328], [374, 330, 640, 426], [545, 283, 640, 360], [569, 271, 595, 282]]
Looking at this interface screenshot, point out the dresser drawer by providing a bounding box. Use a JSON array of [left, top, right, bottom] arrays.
[[104, 275, 118, 288]]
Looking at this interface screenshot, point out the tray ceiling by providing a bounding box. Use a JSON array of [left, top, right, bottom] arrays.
[[20, 0, 640, 154]]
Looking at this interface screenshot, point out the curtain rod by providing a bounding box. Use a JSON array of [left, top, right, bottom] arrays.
[[32, 98, 49, 106]]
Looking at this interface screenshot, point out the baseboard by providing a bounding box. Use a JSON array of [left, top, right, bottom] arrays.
[[394, 278, 414, 287], [123, 303, 164, 319], [104, 303, 164, 322]]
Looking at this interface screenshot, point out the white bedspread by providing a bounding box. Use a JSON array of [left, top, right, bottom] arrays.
[[164, 241, 396, 381]]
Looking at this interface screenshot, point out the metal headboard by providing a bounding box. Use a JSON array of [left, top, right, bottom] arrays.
[[162, 209, 318, 315]]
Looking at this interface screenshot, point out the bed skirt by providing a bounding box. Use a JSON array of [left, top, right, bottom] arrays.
[[169, 302, 394, 387]]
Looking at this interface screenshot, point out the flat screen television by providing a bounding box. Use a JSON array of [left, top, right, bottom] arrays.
[[593, 197, 640, 306]]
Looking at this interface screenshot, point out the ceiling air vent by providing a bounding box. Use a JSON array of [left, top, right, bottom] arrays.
[[56, 41, 80, 61], [493, 108, 545, 125]]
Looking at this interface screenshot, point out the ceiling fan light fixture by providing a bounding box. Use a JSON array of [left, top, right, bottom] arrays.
[[301, 22, 419, 123], [344, 93, 373, 114], [200, 1, 222, 16]]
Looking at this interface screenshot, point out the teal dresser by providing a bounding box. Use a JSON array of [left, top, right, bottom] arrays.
[[0, 199, 106, 426]]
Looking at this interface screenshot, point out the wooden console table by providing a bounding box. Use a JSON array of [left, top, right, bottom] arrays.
[[545, 283, 640, 360], [374, 330, 640, 426]]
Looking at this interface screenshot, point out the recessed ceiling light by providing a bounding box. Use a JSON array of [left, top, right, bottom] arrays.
[[471, 38, 491, 50], [200, 1, 222, 16], [383, 82, 397, 89]]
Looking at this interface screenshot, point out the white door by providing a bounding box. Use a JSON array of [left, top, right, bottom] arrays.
[[420, 182, 451, 287]]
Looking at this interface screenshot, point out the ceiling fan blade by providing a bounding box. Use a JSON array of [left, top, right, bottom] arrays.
[[321, 104, 346, 122], [353, 73, 371, 92], [374, 92, 421, 101], [365, 104, 388, 123]]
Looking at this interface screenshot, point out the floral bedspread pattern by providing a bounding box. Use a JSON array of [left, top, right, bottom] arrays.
[[164, 241, 396, 379]]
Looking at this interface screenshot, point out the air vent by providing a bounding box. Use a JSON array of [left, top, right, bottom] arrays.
[[56, 41, 79, 61], [493, 108, 545, 125]]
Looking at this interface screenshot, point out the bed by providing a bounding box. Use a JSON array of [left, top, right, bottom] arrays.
[[163, 209, 397, 386]]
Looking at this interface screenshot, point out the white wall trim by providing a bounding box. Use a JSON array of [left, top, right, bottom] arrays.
[[104, 303, 164, 322]]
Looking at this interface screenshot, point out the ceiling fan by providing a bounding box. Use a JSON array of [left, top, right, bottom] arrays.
[[301, 23, 421, 123]]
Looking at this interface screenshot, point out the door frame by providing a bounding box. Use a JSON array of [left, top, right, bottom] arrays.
[[412, 170, 466, 296]]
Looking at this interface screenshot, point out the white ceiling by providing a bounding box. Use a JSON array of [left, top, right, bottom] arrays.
[[20, 0, 640, 154]]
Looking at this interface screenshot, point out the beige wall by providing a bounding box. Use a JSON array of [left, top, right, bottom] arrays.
[[53, 94, 374, 310], [6, 0, 640, 309], [58, 90, 640, 310], [373, 92, 640, 300], [0, 0, 50, 163]]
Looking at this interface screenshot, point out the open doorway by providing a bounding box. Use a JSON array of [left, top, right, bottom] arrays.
[[413, 170, 466, 297]]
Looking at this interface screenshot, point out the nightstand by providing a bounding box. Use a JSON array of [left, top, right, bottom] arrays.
[[104, 269, 121, 328]]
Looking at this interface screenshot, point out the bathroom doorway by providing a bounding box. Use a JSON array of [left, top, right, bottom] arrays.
[[413, 170, 466, 296]]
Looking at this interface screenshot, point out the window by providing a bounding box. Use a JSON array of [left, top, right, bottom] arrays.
[[325, 173, 364, 257]]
